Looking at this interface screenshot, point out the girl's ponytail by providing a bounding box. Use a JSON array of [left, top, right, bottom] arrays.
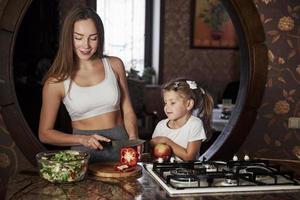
[[197, 89, 214, 137]]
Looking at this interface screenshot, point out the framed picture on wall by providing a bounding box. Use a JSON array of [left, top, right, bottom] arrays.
[[191, 0, 238, 49]]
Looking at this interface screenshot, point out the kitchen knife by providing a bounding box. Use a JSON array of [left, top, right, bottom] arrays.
[[101, 139, 145, 148]]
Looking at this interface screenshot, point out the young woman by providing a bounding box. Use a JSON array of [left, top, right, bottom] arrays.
[[39, 6, 138, 162], [151, 78, 214, 161]]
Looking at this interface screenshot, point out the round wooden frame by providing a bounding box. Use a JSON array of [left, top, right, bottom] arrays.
[[0, 0, 267, 164]]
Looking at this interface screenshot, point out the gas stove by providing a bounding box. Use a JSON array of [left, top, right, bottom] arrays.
[[144, 159, 300, 197]]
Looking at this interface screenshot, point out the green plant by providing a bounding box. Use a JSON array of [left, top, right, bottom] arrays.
[[142, 67, 156, 84], [127, 68, 141, 79]]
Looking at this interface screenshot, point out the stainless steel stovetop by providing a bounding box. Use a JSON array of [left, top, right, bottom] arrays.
[[144, 159, 300, 197]]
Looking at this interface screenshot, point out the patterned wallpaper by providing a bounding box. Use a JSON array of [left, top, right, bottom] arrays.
[[239, 0, 300, 162], [162, 0, 240, 103]]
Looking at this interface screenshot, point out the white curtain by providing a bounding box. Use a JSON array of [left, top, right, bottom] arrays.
[[97, 0, 145, 74]]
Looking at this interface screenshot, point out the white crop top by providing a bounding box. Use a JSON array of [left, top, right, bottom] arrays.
[[62, 58, 120, 121]]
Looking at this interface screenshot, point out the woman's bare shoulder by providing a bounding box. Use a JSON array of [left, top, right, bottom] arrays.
[[43, 77, 65, 96], [44, 76, 60, 83], [106, 56, 124, 67], [106, 56, 126, 74], [106, 55, 122, 63]]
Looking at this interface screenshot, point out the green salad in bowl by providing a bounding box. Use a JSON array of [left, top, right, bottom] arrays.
[[36, 150, 90, 183]]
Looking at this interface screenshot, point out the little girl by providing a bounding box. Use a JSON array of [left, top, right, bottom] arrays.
[[151, 78, 214, 161]]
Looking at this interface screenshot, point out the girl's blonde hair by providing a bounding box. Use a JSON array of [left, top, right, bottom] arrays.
[[162, 78, 214, 135]]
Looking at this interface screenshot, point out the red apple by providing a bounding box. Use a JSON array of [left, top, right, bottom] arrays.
[[153, 143, 172, 161]]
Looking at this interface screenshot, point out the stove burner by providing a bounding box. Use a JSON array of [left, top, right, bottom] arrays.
[[225, 178, 237, 185], [241, 166, 274, 182], [223, 173, 237, 185], [203, 164, 217, 172], [169, 168, 201, 187], [217, 178, 238, 186], [245, 166, 271, 174], [201, 161, 227, 172], [170, 168, 196, 176], [170, 177, 200, 188]]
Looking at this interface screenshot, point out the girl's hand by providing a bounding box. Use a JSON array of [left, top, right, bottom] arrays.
[[81, 134, 111, 150]]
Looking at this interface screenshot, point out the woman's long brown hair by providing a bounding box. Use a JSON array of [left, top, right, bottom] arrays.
[[43, 6, 105, 83]]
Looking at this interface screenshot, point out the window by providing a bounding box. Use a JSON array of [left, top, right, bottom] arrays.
[[97, 0, 146, 74]]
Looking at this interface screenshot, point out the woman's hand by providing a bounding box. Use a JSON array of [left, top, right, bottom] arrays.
[[81, 134, 110, 150]]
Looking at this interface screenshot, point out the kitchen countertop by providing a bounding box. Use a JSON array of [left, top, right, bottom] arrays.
[[5, 162, 300, 200]]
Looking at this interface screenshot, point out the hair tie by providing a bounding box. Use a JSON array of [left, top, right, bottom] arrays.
[[186, 80, 197, 90], [174, 81, 180, 89], [200, 87, 205, 95]]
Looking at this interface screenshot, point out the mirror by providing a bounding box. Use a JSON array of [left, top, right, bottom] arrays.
[[157, 0, 241, 154], [0, 0, 267, 164]]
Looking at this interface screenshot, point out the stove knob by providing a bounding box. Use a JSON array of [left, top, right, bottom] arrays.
[[170, 157, 175, 163], [157, 157, 164, 163], [244, 155, 250, 161], [233, 155, 238, 161]]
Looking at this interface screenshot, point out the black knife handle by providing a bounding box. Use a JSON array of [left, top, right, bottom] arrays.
[[100, 141, 112, 148]]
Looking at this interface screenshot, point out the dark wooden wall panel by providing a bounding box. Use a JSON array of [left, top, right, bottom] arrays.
[[0, 0, 28, 31], [0, 30, 14, 106], [0, 0, 9, 19], [1, 104, 45, 164]]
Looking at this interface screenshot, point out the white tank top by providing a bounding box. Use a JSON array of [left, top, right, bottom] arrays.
[[62, 58, 120, 121]]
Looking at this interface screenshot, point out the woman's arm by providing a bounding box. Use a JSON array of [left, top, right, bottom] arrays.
[[151, 136, 202, 161], [110, 57, 138, 140], [38, 79, 109, 149]]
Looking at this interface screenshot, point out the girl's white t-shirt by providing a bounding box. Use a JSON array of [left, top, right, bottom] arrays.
[[152, 115, 207, 149]]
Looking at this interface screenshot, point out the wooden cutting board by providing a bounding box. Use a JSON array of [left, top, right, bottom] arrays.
[[88, 162, 142, 178]]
